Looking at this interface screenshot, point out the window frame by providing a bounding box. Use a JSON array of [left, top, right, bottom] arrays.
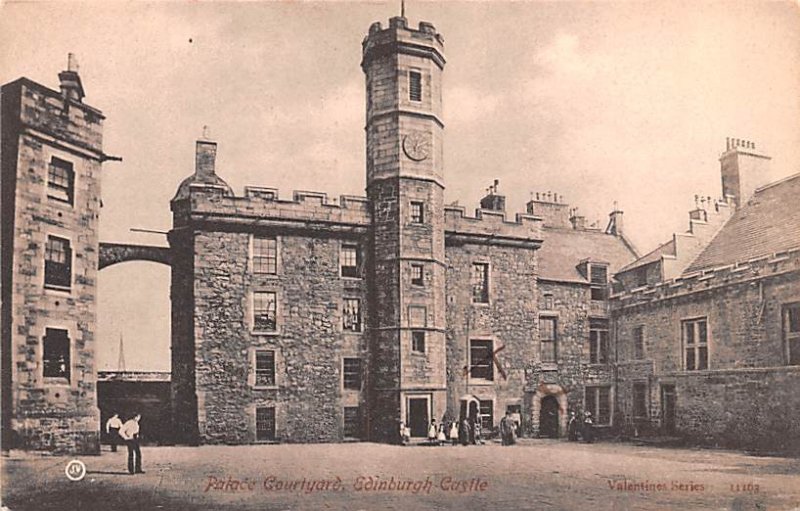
[[343, 298, 362, 333], [478, 399, 494, 433], [252, 291, 278, 334], [682, 317, 709, 371], [632, 381, 648, 419], [255, 406, 276, 442], [343, 357, 362, 391], [633, 325, 645, 360], [589, 318, 609, 364], [343, 406, 361, 439], [42, 327, 71, 382], [44, 235, 72, 291], [411, 330, 426, 354], [409, 70, 422, 102], [254, 349, 276, 388], [584, 385, 612, 426], [252, 235, 278, 275], [340, 243, 361, 279], [411, 263, 424, 287], [410, 201, 425, 224], [539, 316, 558, 364], [589, 264, 609, 301], [47, 156, 75, 205], [784, 303, 800, 366], [469, 339, 494, 381], [471, 262, 490, 304]]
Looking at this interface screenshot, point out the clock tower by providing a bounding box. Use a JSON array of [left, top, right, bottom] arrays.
[[362, 16, 447, 441]]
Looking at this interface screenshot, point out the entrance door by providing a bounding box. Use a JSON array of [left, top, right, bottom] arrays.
[[661, 384, 676, 434], [539, 395, 559, 438], [408, 398, 429, 437]]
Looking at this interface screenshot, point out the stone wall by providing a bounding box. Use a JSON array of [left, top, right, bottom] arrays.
[[613, 252, 800, 449], [2, 79, 104, 453]]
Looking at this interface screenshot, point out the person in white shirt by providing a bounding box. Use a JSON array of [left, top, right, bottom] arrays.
[[105, 413, 123, 452], [119, 414, 143, 474]]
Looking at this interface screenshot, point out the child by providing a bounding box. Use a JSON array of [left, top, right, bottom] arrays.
[[427, 419, 438, 445], [437, 423, 446, 445], [449, 420, 459, 446]]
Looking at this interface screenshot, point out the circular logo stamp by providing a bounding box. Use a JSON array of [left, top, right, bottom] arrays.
[[65, 459, 86, 482]]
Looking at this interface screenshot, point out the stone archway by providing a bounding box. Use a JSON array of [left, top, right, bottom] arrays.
[[531, 383, 568, 438]]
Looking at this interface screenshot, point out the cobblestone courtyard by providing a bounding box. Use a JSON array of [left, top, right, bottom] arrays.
[[3, 440, 799, 511]]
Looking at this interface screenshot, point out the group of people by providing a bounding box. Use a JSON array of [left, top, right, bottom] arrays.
[[400, 411, 520, 446], [567, 410, 595, 443], [105, 412, 144, 475]]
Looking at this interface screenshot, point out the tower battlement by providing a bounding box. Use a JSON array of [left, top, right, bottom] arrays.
[[362, 17, 445, 70], [444, 205, 543, 247]]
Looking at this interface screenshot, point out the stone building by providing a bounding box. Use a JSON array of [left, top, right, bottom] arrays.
[[168, 16, 637, 445], [1, 57, 110, 453], [612, 139, 800, 452]]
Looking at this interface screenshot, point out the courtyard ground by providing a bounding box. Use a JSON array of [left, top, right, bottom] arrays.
[[2, 439, 799, 511]]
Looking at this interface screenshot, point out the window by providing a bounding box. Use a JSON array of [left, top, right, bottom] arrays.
[[539, 317, 557, 364], [47, 157, 74, 204], [543, 293, 554, 310], [471, 263, 489, 303], [255, 350, 275, 386], [633, 326, 645, 360], [411, 264, 424, 286], [343, 298, 362, 332], [253, 291, 277, 332], [409, 70, 422, 102], [343, 358, 362, 390], [43, 328, 70, 380], [412, 331, 426, 353], [479, 400, 494, 433], [682, 318, 708, 370], [256, 407, 276, 441], [341, 244, 360, 278], [344, 406, 361, 438], [632, 382, 648, 419], [44, 236, 71, 289], [785, 304, 800, 365], [410, 201, 424, 224], [469, 339, 493, 380], [253, 236, 277, 274], [589, 318, 609, 364], [585, 386, 611, 425], [590, 264, 608, 301]]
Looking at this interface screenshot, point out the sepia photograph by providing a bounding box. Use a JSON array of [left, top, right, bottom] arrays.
[[1, 1, 799, 509]]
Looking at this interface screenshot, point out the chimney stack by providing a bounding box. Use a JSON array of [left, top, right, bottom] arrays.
[[58, 53, 85, 102], [720, 136, 771, 209], [569, 208, 586, 230], [606, 206, 624, 235], [479, 179, 505, 212], [195, 126, 217, 179]]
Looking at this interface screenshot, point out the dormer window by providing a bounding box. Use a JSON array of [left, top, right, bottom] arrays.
[[590, 264, 608, 301]]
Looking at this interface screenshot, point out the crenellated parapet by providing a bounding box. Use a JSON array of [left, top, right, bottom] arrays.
[[176, 183, 370, 235], [444, 206, 543, 249], [613, 247, 800, 309]]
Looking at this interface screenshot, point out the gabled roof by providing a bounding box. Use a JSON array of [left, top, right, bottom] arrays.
[[617, 239, 675, 273], [685, 173, 800, 274], [538, 227, 638, 283]]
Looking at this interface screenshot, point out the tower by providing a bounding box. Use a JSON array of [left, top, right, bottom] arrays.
[[362, 16, 447, 441]]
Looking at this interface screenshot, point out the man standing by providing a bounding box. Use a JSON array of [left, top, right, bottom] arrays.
[[105, 413, 123, 452], [119, 414, 144, 475]]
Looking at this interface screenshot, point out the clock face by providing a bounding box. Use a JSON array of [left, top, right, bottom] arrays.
[[402, 132, 430, 162]]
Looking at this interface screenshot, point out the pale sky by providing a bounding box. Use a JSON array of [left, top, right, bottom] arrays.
[[2, 1, 798, 371]]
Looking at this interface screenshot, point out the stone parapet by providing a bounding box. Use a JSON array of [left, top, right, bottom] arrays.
[[444, 206, 543, 248], [613, 247, 800, 308], [180, 184, 371, 230]]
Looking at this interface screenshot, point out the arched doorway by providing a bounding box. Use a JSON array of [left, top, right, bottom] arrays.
[[539, 395, 559, 438]]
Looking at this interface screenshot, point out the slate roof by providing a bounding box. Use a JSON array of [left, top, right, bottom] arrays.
[[537, 227, 638, 283], [685, 173, 800, 274], [617, 239, 675, 273]]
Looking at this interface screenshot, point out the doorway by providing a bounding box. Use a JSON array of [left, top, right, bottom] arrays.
[[661, 384, 676, 434], [407, 397, 429, 437], [539, 395, 559, 438]]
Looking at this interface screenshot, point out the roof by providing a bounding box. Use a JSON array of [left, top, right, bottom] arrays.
[[617, 239, 674, 273], [685, 173, 800, 274], [537, 227, 638, 283]]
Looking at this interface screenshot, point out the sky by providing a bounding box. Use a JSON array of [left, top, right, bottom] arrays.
[[2, 1, 798, 371]]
